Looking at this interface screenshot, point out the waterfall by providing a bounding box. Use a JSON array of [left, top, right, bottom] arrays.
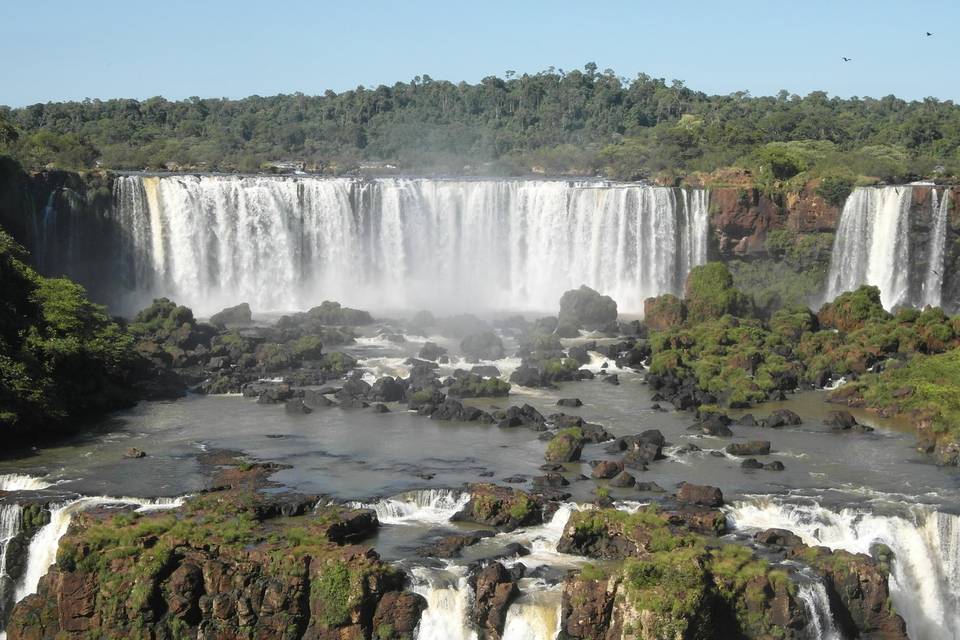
[[0, 505, 22, 622], [105, 176, 709, 315], [352, 489, 470, 525], [826, 186, 913, 309], [726, 498, 960, 640], [411, 565, 479, 640], [798, 581, 843, 640], [923, 189, 951, 308], [501, 587, 562, 640], [0, 475, 52, 492]]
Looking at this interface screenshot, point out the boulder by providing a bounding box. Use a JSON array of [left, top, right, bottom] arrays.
[[761, 409, 802, 428], [460, 331, 505, 361], [373, 592, 428, 640], [677, 483, 723, 507], [209, 303, 252, 328], [590, 460, 624, 480], [726, 440, 771, 456], [558, 285, 618, 331], [471, 562, 519, 639], [608, 471, 636, 488], [557, 398, 583, 408]]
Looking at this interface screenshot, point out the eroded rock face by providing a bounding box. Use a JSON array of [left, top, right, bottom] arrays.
[[471, 562, 518, 640], [452, 484, 543, 531]]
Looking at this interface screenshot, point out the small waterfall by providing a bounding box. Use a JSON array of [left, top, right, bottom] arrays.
[[726, 498, 960, 640], [103, 176, 709, 315], [0, 475, 52, 492], [826, 186, 913, 309], [798, 581, 843, 640], [411, 565, 479, 640], [501, 586, 562, 640], [8, 496, 185, 611], [923, 189, 951, 308], [0, 505, 22, 619], [354, 489, 470, 525]]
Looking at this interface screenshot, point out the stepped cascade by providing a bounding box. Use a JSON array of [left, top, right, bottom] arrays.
[[103, 176, 709, 315], [826, 185, 953, 310]]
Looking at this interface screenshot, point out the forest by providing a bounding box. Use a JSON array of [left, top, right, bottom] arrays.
[[1, 63, 959, 185]]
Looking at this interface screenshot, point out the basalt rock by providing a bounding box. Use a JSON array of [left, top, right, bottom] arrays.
[[452, 484, 543, 531], [471, 562, 519, 640], [726, 440, 771, 456]]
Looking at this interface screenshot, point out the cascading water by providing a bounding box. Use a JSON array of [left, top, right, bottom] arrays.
[[501, 586, 562, 640], [797, 581, 842, 640], [354, 489, 471, 525], [0, 505, 22, 620], [0, 475, 52, 492], [411, 565, 479, 640], [726, 498, 960, 640], [105, 176, 709, 315], [825, 186, 913, 309], [923, 189, 952, 308]]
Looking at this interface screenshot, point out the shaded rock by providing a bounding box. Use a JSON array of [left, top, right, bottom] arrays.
[[741, 458, 764, 469], [124, 447, 146, 459], [726, 440, 771, 456], [608, 471, 635, 488], [471, 562, 519, 639], [284, 398, 313, 415], [753, 528, 803, 547], [590, 460, 623, 480], [761, 409, 802, 428], [373, 592, 428, 640], [209, 303, 252, 328], [557, 398, 583, 408], [460, 331, 505, 361]]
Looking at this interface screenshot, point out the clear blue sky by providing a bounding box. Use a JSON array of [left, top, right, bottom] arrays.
[[2, 0, 957, 107]]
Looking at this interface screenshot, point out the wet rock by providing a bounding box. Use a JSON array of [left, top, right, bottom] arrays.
[[124, 447, 146, 459], [761, 409, 802, 428], [453, 484, 543, 531], [284, 398, 313, 414], [502, 475, 527, 484], [416, 533, 488, 559], [557, 398, 583, 408], [601, 374, 620, 385], [560, 574, 617, 640], [635, 481, 666, 493], [532, 473, 570, 489], [303, 389, 336, 408], [763, 460, 785, 471], [736, 413, 758, 427], [741, 458, 764, 469], [590, 460, 624, 479], [753, 528, 803, 547], [677, 483, 723, 507], [694, 412, 734, 437], [370, 403, 390, 413], [471, 562, 519, 639], [545, 430, 585, 463], [370, 376, 404, 402], [558, 285, 618, 332], [460, 331, 505, 361], [608, 471, 635, 488], [470, 364, 502, 378], [726, 440, 771, 456], [417, 341, 447, 361]]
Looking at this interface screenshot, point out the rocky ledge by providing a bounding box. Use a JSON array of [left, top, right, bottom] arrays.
[[5, 462, 425, 640]]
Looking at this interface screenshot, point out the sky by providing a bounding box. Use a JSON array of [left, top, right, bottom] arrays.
[[1, 0, 957, 107]]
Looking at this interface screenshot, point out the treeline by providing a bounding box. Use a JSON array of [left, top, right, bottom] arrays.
[[1, 63, 960, 183]]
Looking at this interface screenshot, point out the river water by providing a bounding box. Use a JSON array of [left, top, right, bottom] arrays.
[[0, 328, 958, 639]]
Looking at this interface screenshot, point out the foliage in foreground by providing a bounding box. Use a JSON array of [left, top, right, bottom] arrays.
[[0, 228, 141, 436]]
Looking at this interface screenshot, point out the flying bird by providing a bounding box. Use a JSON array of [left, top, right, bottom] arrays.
[[842, 57, 852, 62], [926, 32, 934, 36]]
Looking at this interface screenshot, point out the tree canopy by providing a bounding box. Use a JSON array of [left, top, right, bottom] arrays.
[[1, 64, 959, 181]]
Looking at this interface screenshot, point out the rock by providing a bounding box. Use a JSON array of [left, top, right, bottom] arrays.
[[532, 473, 570, 489], [453, 484, 542, 531], [557, 398, 583, 408], [761, 409, 802, 428], [726, 440, 771, 456], [416, 534, 487, 559], [124, 447, 146, 459], [373, 592, 428, 639], [825, 410, 858, 430], [209, 303, 252, 328], [560, 574, 617, 640], [763, 460, 785, 471], [558, 285, 618, 331], [590, 460, 624, 480], [502, 475, 527, 484], [635, 481, 666, 493], [460, 331, 505, 361], [545, 430, 585, 463], [470, 365, 502, 378], [736, 413, 758, 427], [284, 398, 313, 414], [608, 471, 635, 488], [677, 483, 724, 507], [601, 374, 620, 385], [371, 403, 390, 413], [303, 388, 336, 408], [417, 341, 447, 361], [471, 562, 518, 639], [741, 458, 764, 469], [370, 376, 404, 402], [753, 528, 803, 547], [695, 413, 734, 437]]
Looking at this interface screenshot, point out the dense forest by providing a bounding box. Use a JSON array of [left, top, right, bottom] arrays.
[[1, 63, 959, 185]]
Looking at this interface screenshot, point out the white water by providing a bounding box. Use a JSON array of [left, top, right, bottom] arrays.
[[355, 489, 471, 525], [798, 581, 843, 640], [501, 584, 562, 640], [109, 176, 709, 315], [0, 475, 53, 492], [923, 189, 952, 308], [11, 496, 184, 605], [826, 186, 913, 309], [726, 498, 960, 640], [411, 565, 479, 640], [0, 505, 22, 610]]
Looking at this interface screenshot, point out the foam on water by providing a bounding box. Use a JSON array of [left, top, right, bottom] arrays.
[[354, 489, 470, 526]]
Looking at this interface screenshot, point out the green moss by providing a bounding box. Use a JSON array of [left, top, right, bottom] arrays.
[[311, 560, 357, 628]]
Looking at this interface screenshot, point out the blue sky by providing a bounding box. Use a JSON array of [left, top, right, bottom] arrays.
[[2, 0, 957, 106]]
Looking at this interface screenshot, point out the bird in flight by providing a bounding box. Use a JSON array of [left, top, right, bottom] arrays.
[[842, 57, 852, 62], [926, 31, 934, 36]]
